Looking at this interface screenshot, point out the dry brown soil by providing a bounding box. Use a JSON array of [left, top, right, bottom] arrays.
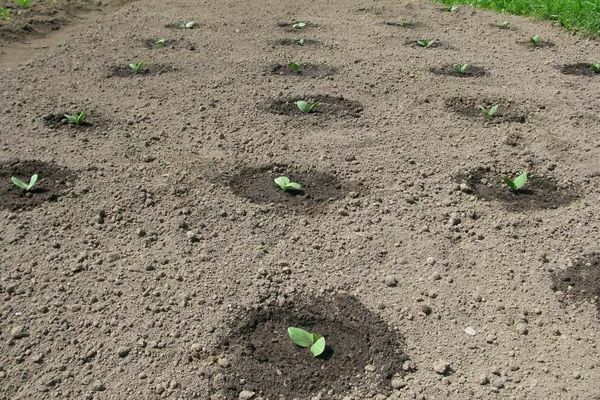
[[0, 0, 599, 399]]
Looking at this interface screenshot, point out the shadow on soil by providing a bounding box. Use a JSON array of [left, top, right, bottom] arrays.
[[212, 293, 410, 399], [456, 167, 577, 211], [551, 252, 600, 319], [225, 164, 365, 213], [0, 160, 77, 211]]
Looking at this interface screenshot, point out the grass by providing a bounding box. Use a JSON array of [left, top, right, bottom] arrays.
[[434, 0, 600, 36]]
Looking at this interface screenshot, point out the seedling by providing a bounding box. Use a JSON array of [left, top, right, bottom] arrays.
[[416, 39, 436, 48], [64, 111, 87, 125], [11, 174, 38, 192], [155, 38, 166, 47], [0, 7, 11, 21], [287, 327, 326, 357], [293, 38, 305, 46], [479, 104, 499, 118], [274, 176, 302, 192], [453, 64, 470, 74], [591, 63, 600, 73], [177, 20, 197, 29], [499, 21, 511, 29], [502, 171, 528, 191], [288, 62, 301, 73], [295, 100, 319, 113], [14, 0, 31, 9], [530, 35, 541, 46], [292, 21, 307, 29], [445, 5, 459, 12], [129, 62, 146, 74], [393, 21, 409, 27]]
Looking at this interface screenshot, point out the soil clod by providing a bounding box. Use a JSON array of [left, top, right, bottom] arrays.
[[446, 97, 528, 124]]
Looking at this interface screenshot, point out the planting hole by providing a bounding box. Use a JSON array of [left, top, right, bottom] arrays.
[[446, 96, 527, 124], [0, 160, 77, 211], [456, 167, 576, 211], [268, 95, 363, 118], [273, 38, 321, 47], [430, 65, 487, 78], [559, 63, 600, 77], [552, 252, 600, 319], [212, 293, 410, 399], [42, 112, 94, 128], [269, 63, 336, 78], [108, 64, 175, 78]]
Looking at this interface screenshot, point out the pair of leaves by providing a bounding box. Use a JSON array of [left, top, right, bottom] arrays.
[[129, 62, 146, 73], [155, 38, 167, 47], [292, 21, 307, 29], [64, 112, 86, 125], [11, 174, 38, 191], [274, 176, 302, 192], [287, 327, 326, 357], [479, 104, 499, 118], [295, 101, 319, 113], [288, 62, 301, 73], [416, 39, 435, 48], [454, 64, 470, 74], [530, 35, 541, 45], [177, 21, 197, 29], [293, 38, 305, 46], [502, 171, 528, 191], [499, 21, 511, 29]]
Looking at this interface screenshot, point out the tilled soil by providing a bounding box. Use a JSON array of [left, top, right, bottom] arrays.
[[0, 0, 599, 400]]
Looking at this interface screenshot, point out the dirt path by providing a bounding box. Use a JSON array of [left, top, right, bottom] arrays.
[[0, 0, 599, 399]]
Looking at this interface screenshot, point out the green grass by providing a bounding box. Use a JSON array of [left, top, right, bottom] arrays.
[[435, 0, 600, 36]]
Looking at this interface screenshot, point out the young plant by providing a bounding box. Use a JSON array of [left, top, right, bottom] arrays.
[[591, 63, 600, 73], [178, 20, 197, 29], [502, 171, 528, 191], [530, 35, 541, 46], [292, 21, 307, 29], [0, 7, 11, 21], [11, 174, 38, 192], [295, 100, 319, 113], [453, 64, 470, 74], [416, 39, 436, 48], [274, 176, 302, 192], [479, 104, 499, 118], [64, 111, 87, 125], [287, 327, 326, 357], [445, 5, 459, 12], [155, 38, 166, 47], [288, 62, 301, 73], [499, 20, 511, 29], [14, 0, 31, 9], [293, 38, 305, 46], [129, 62, 146, 74], [393, 21, 409, 27]]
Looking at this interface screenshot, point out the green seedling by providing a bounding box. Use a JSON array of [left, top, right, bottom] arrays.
[[288, 62, 301, 73], [0, 7, 11, 21], [454, 64, 470, 74], [11, 174, 38, 192], [64, 111, 87, 125], [502, 171, 528, 191], [591, 63, 600, 73], [416, 39, 435, 48], [274, 176, 302, 192], [14, 0, 31, 9], [287, 327, 326, 357], [293, 38, 305, 46], [499, 21, 511, 29], [530, 35, 541, 46], [295, 100, 319, 113], [155, 38, 166, 47], [292, 21, 307, 29], [393, 21, 409, 27], [179, 21, 197, 29], [479, 104, 499, 118], [129, 62, 146, 74], [445, 5, 459, 12]]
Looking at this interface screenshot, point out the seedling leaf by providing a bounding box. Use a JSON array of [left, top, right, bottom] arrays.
[[295, 100, 319, 113], [592, 64, 600, 73], [310, 337, 326, 357], [288, 327, 314, 348], [184, 21, 197, 29], [274, 176, 291, 189], [15, 0, 30, 9], [502, 171, 528, 191], [11, 174, 38, 191], [287, 182, 302, 191], [499, 21, 510, 29], [479, 104, 499, 118], [64, 111, 87, 125], [530, 35, 541, 46], [294, 38, 305, 46], [288, 62, 301, 73], [416, 39, 435, 48], [0, 7, 11, 21], [292, 21, 307, 29], [454, 64, 470, 74]]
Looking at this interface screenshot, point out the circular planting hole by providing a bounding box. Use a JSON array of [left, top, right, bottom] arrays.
[[212, 293, 409, 399], [42, 111, 95, 129], [166, 20, 198, 30], [273, 38, 321, 47], [407, 39, 445, 49], [225, 164, 364, 213], [383, 21, 419, 28], [446, 96, 527, 124], [108, 64, 175, 78], [551, 252, 600, 319], [269, 63, 336, 78], [559, 63, 600, 77], [268, 95, 363, 118], [455, 167, 577, 211], [0, 160, 77, 211], [142, 38, 196, 51], [430, 64, 487, 78]]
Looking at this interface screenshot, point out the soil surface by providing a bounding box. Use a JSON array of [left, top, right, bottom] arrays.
[[1, 0, 600, 400]]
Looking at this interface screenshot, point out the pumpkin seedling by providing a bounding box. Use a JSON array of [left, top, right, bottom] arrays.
[[416, 39, 435, 48], [287, 327, 326, 357], [393, 20, 409, 27], [64, 111, 87, 125], [498, 21, 511, 29], [129, 62, 146, 74], [295, 100, 319, 113], [591, 63, 600, 73], [530, 35, 541, 46], [292, 21, 307, 29], [454, 64, 470, 74], [479, 104, 499, 118], [177, 20, 197, 29], [445, 5, 459, 12], [0, 7, 11, 21], [502, 171, 528, 191], [11, 174, 38, 192], [293, 38, 305, 46], [274, 176, 302, 192], [14, 0, 31, 9], [288, 62, 301, 73], [155, 38, 166, 47]]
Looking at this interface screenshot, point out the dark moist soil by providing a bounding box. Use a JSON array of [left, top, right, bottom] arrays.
[[456, 167, 577, 211], [108, 64, 176, 78], [521, 40, 555, 49], [225, 164, 364, 213], [559, 63, 600, 77], [272, 38, 321, 47], [383, 21, 419, 28], [142, 38, 196, 51], [446, 97, 528, 124], [0, 160, 77, 211], [430, 65, 487, 78], [551, 252, 600, 318], [213, 293, 409, 399], [165, 21, 198, 29], [42, 112, 94, 129], [269, 63, 336, 78], [268, 95, 363, 118]]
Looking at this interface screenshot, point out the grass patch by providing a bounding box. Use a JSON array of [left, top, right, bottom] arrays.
[[434, 0, 600, 36]]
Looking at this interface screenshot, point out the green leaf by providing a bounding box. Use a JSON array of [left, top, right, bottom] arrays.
[[591, 64, 600, 73], [11, 176, 29, 190], [513, 171, 528, 190], [310, 337, 326, 357], [28, 174, 38, 190], [295, 38, 305, 46], [292, 21, 307, 29], [530, 35, 541, 45], [502, 176, 516, 190], [295, 101, 309, 113], [274, 176, 291, 190], [287, 182, 302, 191], [184, 21, 197, 29], [288, 327, 314, 348], [288, 62, 301, 73]]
